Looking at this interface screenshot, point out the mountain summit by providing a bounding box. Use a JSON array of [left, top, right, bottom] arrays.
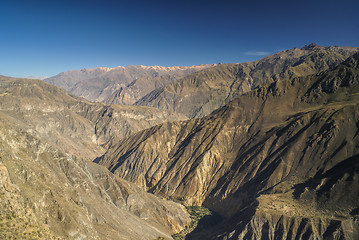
[[300, 42, 319, 50]]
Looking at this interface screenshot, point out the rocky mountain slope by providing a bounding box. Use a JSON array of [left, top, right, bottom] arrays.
[[0, 76, 186, 157], [136, 44, 358, 118], [44, 64, 215, 105], [0, 75, 190, 239], [97, 53, 359, 239]]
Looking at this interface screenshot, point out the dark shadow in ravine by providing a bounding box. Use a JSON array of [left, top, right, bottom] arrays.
[[186, 200, 259, 240]]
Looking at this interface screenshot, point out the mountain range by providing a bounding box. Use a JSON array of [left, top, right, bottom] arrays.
[[1, 44, 358, 239], [45, 44, 358, 120], [97, 51, 359, 239], [45, 64, 216, 105], [0, 75, 189, 239], [136, 44, 358, 118]]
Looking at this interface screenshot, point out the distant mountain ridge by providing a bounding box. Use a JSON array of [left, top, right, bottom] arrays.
[[44, 44, 358, 120], [44, 64, 216, 105], [135, 44, 359, 118], [26, 76, 49, 80]]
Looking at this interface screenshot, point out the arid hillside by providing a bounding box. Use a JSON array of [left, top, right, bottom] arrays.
[[136, 44, 358, 118], [97, 52, 359, 239], [44, 64, 216, 105], [0, 75, 190, 239]]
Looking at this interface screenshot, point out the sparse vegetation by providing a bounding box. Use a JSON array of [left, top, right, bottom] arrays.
[[0, 208, 52, 239], [172, 206, 212, 240]]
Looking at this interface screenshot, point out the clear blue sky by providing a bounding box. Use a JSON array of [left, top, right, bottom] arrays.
[[1, 0, 358, 77]]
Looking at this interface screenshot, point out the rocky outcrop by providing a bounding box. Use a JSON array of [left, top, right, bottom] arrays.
[[135, 45, 358, 118], [44, 64, 216, 104], [97, 53, 359, 239]]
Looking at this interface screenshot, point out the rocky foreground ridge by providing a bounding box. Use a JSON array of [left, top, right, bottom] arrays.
[[97, 52, 359, 239]]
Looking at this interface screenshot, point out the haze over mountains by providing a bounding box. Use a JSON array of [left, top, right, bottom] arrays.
[[1, 44, 359, 239], [45, 64, 216, 105]]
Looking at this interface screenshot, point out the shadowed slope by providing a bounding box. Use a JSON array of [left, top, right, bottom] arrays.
[[97, 53, 359, 239]]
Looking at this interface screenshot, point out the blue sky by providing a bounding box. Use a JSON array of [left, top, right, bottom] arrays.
[[1, 0, 358, 77]]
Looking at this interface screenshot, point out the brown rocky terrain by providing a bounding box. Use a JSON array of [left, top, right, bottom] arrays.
[[97, 52, 359, 239], [0, 75, 191, 239], [136, 44, 358, 118], [0, 76, 186, 158], [44, 64, 216, 105], [2, 45, 358, 239]]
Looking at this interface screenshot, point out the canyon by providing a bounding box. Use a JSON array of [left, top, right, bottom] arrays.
[[1, 44, 358, 239]]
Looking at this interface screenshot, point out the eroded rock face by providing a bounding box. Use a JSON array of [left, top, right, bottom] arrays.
[[0, 76, 186, 160], [0, 76, 191, 239], [0, 124, 190, 239], [136, 45, 358, 118], [194, 212, 359, 240], [71, 102, 187, 148], [97, 53, 359, 239]]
